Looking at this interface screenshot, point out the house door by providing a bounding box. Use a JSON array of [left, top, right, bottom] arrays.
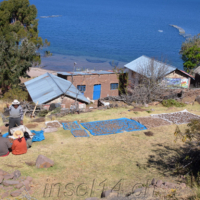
[[93, 84, 101, 100]]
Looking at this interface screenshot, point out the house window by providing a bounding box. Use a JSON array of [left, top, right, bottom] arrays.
[[110, 83, 118, 90], [77, 85, 86, 92]]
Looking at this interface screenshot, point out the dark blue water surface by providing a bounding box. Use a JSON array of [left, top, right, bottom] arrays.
[[29, 0, 200, 70]]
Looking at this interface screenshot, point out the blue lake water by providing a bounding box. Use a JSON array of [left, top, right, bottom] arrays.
[[29, 0, 200, 71]]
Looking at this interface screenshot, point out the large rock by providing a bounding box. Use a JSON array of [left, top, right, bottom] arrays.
[[181, 95, 196, 104], [156, 180, 163, 187], [85, 198, 99, 200], [10, 190, 22, 197], [101, 190, 117, 198], [3, 180, 19, 186], [0, 175, 3, 183], [36, 155, 54, 168], [1, 191, 9, 199], [0, 169, 9, 176], [3, 173, 14, 180], [15, 182, 24, 189], [13, 170, 21, 179]]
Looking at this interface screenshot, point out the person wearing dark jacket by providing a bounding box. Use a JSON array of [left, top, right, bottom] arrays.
[[24, 132, 32, 148], [0, 133, 12, 157], [7, 99, 23, 135]]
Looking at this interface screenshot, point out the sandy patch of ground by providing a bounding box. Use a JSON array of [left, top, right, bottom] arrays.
[[131, 117, 171, 129]]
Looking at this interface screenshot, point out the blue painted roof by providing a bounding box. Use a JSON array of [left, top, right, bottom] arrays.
[[57, 70, 114, 76], [24, 73, 90, 104], [124, 55, 176, 77]]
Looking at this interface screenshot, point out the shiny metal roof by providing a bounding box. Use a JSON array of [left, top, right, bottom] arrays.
[[124, 55, 176, 77], [24, 73, 90, 104]]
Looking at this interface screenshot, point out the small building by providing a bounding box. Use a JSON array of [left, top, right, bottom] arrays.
[[57, 71, 119, 100], [191, 66, 200, 87], [24, 72, 90, 108], [124, 56, 194, 89]]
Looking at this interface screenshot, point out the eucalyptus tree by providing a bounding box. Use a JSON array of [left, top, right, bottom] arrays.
[[0, 0, 50, 92]]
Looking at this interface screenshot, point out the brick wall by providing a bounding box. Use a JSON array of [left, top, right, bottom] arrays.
[[58, 74, 119, 99]]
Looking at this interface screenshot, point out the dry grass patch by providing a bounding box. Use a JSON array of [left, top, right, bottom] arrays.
[[0, 104, 199, 199]]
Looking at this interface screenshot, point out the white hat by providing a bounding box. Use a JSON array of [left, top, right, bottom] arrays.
[[12, 99, 20, 105]]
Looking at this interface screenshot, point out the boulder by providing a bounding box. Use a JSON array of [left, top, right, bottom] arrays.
[[0, 175, 3, 183], [3, 173, 14, 180], [1, 191, 9, 199], [156, 180, 163, 187], [3, 180, 19, 186], [181, 95, 196, 104], [4, 186, 13, 191], [15, 182, 24, 189], [36, 155, 54, 168], [0, 169, 8, 176], [101, 190, 117, 198], [13, 170, 21, 179], [85, 198, 99, 200], [10, 190, 22, 197]]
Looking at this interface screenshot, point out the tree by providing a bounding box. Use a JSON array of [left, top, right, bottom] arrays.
[[0, 0, 50, 93], [180, 34, 200, 73], [174, 120, 200, 184]]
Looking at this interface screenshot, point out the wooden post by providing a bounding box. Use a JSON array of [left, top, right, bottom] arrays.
[[31, 102, 38, 118]]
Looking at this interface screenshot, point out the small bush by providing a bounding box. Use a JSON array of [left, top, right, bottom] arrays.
[[51, 107, 61, 114], [38, 109, 49, 117], [3, 87, 28, 101], [162, 99, 185, 107]]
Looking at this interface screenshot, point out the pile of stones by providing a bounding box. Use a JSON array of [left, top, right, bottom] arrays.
[[0, 169, 33, 199], [85, 178, 189, 200]]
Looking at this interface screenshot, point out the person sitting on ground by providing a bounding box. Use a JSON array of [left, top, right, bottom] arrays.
[[12, 130, 27, 155], [0, 132, 12, 157], [7, 100, 23, 135], [24, 132, 32, 148]]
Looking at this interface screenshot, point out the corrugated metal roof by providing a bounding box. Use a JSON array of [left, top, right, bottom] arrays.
[[24, 73, 90, 104], [57, 70, 114, 76], [124, 55, 176, 77]]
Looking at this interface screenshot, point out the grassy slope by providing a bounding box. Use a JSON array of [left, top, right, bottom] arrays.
[[0, 103, 200, 199]]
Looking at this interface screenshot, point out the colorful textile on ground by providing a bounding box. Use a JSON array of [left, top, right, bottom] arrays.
[[80, 118, 147, 136], [31, 130, 45, 142], [2, 132, 9, 138], [71, 129, 90, 137], [62, 121, 81, 130]]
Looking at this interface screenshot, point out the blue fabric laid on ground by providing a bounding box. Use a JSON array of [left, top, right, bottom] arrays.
[[71, 129, 90, 137], [31, 130, 45, 142], [81, 118, 147, 136], [2, 132, 8, 138], [62, 121, 81, 130]]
